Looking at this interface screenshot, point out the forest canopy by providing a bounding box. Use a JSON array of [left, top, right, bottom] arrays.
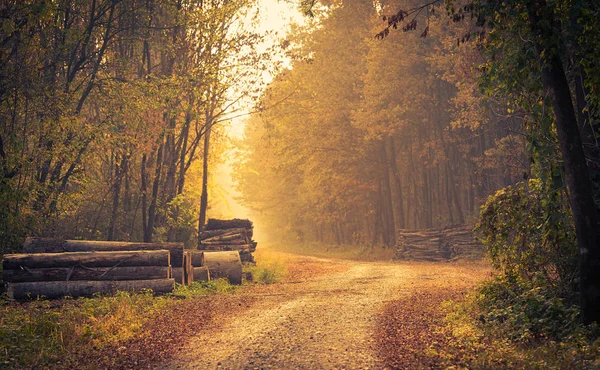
[[0, 0, 274, 250]]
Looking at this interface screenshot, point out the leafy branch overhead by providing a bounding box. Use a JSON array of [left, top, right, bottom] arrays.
[[375, 0, 484, 45]]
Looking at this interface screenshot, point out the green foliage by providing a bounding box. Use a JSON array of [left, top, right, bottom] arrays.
[[437, 287, 600, 369], [0, 279, 239, 369], [476, 179, 577, 296], [0, 290, 164, 368], [170, 279, 237, 299], [244, 257, 288, 284], [476, 276, 582, 342]]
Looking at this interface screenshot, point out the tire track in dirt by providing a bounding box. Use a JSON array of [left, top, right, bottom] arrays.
[[161, 256, 489, 369]]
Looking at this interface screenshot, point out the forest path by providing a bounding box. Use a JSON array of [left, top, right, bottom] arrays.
[[160, 253, 489, 369]]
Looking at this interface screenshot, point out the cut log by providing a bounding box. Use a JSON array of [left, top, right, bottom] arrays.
[[201, 238, 249, 246], [239, 251, 255, 264], [171, 268, 185, 284], [205, 218, 252, 230], [190, 250, 205, 267], [199, 243, 256, 252], [7, 279, 175, 299], [203, 251, 242, 285], [23, 238, 184, 267], [3, 266, 171, 283], [3, 250, 170, 270], [202, 233, 249, 243], [198, 228, 252, 240], [193, 266, 210, 282]]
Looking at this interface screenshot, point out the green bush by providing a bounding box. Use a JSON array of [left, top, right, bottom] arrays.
[[476, 276, 582, 342], [476, 179, 577, 297]]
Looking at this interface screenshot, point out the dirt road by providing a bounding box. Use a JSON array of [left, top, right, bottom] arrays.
[[161, 255, 489, 369]]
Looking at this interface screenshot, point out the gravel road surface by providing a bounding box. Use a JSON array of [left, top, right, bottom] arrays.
[[161, 255, 489, 369]]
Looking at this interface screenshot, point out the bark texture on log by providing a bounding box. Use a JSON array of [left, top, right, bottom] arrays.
[[203, 251, 242, 285], [201, 238, 249, 246], [23, 238, 184, 267], [193, 266, 210, 282], [3, 266, 171, 283], [198, 228, 252, 240], [199, 243, 256, 252], [239, 251, 255, 264], [171, 268, 185, 285], [205, 218, 252, 230], [395, 225, 483, 261], [3, 250, 170, 270], [7, 279, 175, 299], [190, 250, 205, 267]]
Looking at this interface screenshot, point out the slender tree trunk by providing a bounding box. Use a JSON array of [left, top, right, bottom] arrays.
[[145, 142, 164, 242], [107, 154, 126, 241], [197, 125, 211, 243], [141, 154, 148, 241], [380, 141, 396, 245], [388, 136, 405, 229]]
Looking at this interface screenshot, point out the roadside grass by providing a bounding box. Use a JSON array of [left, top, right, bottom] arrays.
[[244, 248, 288, 284], [0, 280, 233, 369], [266, 240, 396, 261], [431, 290, 600, 369]]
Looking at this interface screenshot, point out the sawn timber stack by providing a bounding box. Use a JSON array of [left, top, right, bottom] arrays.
[[395, 224, 484, 261], [199, 218, 257, 264], [3, 249, 174, 299]]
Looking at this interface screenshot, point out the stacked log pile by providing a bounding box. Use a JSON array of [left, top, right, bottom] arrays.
[[23, 238, 193, 284], [199, 218, 257, 263], [23, 238, 185, 269], [441, 225, 485, 259], [396, 225, 483, 261], [3, 250, 174, 299]]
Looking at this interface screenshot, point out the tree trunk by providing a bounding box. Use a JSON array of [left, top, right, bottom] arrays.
[[107, 154, 126, 241], [527, 0, 600, 324], [198, 125, 211, 241], [145, 142, 164, 242], [388, 136, 405, 229], [380, 141, 396, 245]]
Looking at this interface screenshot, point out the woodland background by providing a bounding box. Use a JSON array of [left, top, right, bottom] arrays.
[[2, 0, 600, 329]]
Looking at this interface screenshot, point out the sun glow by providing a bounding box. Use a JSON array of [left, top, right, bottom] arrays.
[[209, 0, 303, 234]]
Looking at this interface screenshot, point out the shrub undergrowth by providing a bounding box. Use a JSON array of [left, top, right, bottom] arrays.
[[0, 280, 233, 369], [434, 278, 600, 369], [434, 178, 600, 368], [244, 249, 288, 284]]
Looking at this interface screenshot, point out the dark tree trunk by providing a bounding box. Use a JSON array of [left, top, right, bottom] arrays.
[[107, 154, 126, 241], [527, 0, 600, 324], [198, 125, 211, 243], [380, 141, 396, 245], [388, 136, 405, 229], [145, 142, 164, 242]]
